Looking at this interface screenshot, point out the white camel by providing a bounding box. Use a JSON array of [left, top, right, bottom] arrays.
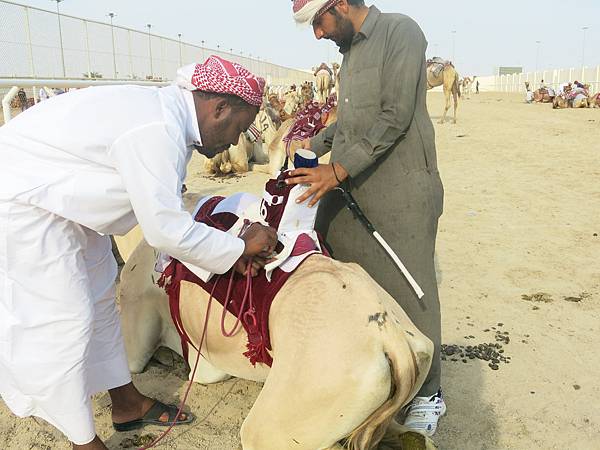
[[461, 77, 473, 99], [314, 63, 334, 104], [118, 202, 435, 450]]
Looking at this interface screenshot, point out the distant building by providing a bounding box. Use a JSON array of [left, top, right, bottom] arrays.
[[497, 67, 523, 76]]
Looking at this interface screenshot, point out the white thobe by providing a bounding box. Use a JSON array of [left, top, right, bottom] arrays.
[[0, 85, 245, 444]]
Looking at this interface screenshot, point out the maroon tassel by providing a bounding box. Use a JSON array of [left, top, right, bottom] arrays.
[[243, 333, 273, 367]]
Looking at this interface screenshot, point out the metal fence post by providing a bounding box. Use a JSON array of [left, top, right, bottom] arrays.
[[24, 7, 35, 77], [84, 20, 92, 78], [128, 29, 133, 79], [54, 0, 67, 77]]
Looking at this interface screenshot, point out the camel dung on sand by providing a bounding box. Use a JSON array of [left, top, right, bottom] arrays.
[[118, 196, 436, 450], [426, 58, 460, 124]]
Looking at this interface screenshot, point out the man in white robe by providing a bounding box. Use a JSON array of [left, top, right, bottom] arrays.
[[0, 55, 276, 449]]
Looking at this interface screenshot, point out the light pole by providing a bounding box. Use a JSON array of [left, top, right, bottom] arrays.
[[52, 0, 66, 77], [108, 12, 117, 78], [581, 26, 589, 68], [146, 24, 153, 79], [178, 33, 183, 67], [451, 30, 456, 63], [535, 40, 541, 72]]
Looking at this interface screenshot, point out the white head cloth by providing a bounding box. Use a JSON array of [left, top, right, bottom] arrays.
[[174, 63, 197, 91]]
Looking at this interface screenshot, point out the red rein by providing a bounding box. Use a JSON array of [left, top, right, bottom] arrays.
[[140, 259, 255, 450]]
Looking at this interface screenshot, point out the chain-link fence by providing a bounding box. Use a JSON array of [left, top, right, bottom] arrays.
[[0, 0, 311, 87]]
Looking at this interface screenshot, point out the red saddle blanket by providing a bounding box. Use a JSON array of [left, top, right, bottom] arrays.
[[158, 195, 322, 367]]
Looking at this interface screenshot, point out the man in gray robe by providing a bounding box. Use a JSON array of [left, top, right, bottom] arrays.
[[289, 0, 445, 436]]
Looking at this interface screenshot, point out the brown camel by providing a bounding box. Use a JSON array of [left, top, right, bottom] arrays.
[[427, 61, 460, 124]]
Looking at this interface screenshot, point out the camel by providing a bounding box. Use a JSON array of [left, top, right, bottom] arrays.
[[460, 77, 473, 99], [315, 63, 334, 104], [526, 81, 555, 104], [281, 89, 301, 120], [589, 92, 600, 108], [332, 62, 341, 96], [263, 105, 338, 176], [553, 87, 590, 109], [204, 132, 258, 175], [118, 194, 436, 450], [426, 59, 460, 124], [300, 82, 315, 106], [204, 109, 274, 176]]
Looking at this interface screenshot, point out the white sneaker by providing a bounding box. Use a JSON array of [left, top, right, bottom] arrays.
[[402, 389, 447, 437]]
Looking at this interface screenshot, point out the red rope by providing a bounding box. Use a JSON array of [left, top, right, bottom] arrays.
[[139, 257, 255, 449]]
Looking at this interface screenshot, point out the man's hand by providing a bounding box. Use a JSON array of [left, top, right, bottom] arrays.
[[240, 223, 278, 258], [285, 163, 349, 207], [233, 255, 268, 277]]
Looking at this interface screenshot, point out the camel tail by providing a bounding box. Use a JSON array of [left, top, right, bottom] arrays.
[[345, 327, 427, 450]]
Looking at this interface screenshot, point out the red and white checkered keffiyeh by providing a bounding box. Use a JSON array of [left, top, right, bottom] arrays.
[[176, 55, 265, 107], [293, 0, 341, 25]]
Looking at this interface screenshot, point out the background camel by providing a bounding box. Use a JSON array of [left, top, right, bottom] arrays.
[[427, 61, 460, 124], [332, 62, 340, 96], [589, 92, 600, 108], [204, 110, 274, 176], [315, 63, 333, 104], [461, 77, 473, 99], [263, 105, 338, 176], [528, 81, 555, 103], [118, 202, 435, 450]]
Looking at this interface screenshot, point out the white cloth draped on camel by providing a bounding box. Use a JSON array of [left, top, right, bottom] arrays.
[[0, 84, 245, 443]]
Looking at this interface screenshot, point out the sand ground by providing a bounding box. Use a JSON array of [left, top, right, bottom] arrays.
[[1, 92, 599, 449]]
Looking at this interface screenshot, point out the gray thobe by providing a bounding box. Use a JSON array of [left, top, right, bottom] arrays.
[[311, 6, 444, 396]]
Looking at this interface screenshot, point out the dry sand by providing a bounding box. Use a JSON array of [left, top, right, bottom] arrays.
[[1, 92, 599, 449]]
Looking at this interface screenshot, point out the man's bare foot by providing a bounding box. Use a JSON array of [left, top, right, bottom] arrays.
[[73, 435, 107, 450], [109, 382, 188, 425]]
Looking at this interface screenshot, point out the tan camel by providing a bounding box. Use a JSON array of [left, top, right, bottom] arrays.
[[204, 110, 273, 176], [300, 81, 315, 106], [427, 61, 460, 124], [332, 62, 341, 95], [315, 63, 334, 104], [552, 95, 570, 109], [118, 203, 435, 450], [263, 105, 338, 176], [527, 81, 555, 103], [553, 92, 589, 109], [589, 92, 600, 108]]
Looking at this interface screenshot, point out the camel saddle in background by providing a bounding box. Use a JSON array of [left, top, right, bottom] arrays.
[[427, 57, 453, 78]]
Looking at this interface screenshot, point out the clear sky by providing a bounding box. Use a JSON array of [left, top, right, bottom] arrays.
[[10, 0, 600, 76]]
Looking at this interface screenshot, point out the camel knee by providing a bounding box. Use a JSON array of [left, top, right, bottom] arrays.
[[240, 418, 279, 450]]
